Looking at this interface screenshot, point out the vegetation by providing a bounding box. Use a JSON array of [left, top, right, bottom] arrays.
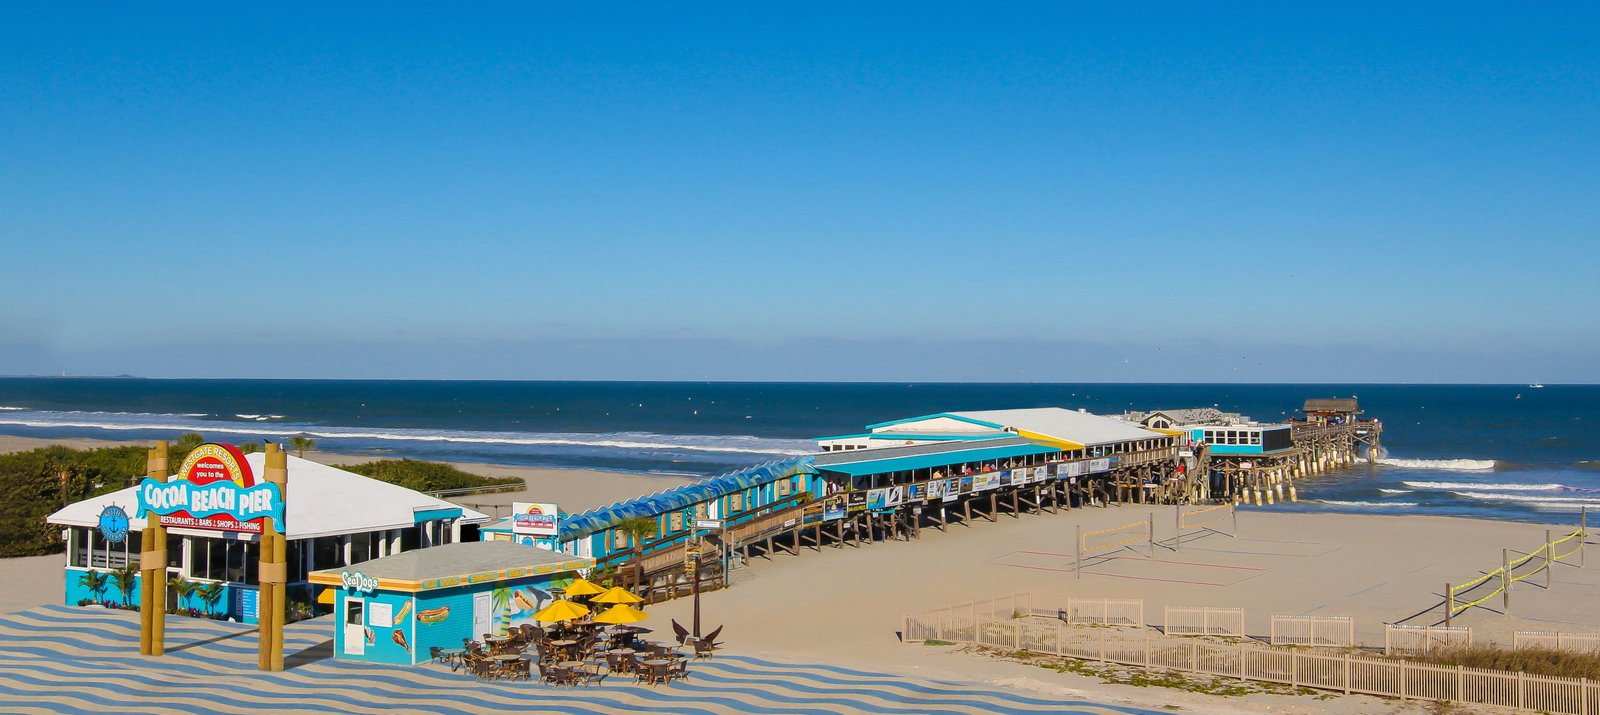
[[1409, 643, 1600, 680], [197, 581, 226, 617], [77, 569, 109, 602], [167, 575, 196, 613], [340, 459, 521, 493], [0, 444, 149, 557], [614, 516, 660, 588], [971, 645, 1319, 698], [289, 434, 316, 458]]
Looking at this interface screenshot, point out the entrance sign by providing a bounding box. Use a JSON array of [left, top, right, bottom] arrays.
[[511, 502, 559, 537], [137, 443, 284, 534], [341, 570, 379, 594]]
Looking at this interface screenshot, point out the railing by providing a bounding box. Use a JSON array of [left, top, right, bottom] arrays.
[[425, 482, 525, 499], [904, 612, 1596, 714], [1271, 615, 1356, 647], [1165, 606, 1246, 638], [1515, 631, 1600, 653], [1385, 624, 1472, 656]]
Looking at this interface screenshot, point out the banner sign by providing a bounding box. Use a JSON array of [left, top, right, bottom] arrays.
[[883, 486, 904, 508], [1033, 467, 1048, 483], [975, 473, 999, 491], [907, 483, 925, 502], [1088, 458, 1112, 474], [512, 502, 559, 536], [1065, 462, 1085, 478], [341, 569, 378, 594], [138, 443, 283, 534], [846, 491, 868, 513], [823, 495, 845, 521], [958, 476, 974, 495], [866, 489, 886, 511]]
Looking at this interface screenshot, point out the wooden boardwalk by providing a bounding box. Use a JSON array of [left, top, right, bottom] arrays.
[[0, 605, 1166, 715]]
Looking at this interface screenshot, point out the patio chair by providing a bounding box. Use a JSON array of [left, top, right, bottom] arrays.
[[572, 663, 605, 687], [536, 662, 567, 687], [607, 650, 636, 674], [692, 638, 716, 659], [670, 656, 689, 682], [508, 659, 532, 682]]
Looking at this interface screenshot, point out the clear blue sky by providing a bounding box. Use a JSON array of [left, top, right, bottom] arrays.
[[2, 3, 1596, 382]]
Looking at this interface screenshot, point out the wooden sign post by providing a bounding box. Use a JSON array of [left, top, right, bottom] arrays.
[[139, 441, 169, 656], [258, 444, 288, 671]]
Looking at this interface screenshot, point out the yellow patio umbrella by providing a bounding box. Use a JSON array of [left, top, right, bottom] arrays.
[[532, 599, 591, 623], [591, 586, 644, 605], [592, 604, 650, 625], [562, 578, 605, 598]]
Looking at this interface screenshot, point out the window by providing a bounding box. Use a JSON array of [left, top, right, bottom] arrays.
[[71, 528, 89, 568], [669, 512, 684, 532], [168, 534, 184, 569]]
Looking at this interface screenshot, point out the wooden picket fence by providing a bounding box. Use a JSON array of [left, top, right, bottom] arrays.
[[1516, 631, 1600, 653], [1385, 624, 1473, 656], [904, 610, 1599, 713], [1165, 606, 1246, 638], [1271, 615, 1356, 647]]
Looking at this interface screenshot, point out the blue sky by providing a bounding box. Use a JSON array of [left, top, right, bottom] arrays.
[[2, 3, 1596, 382]]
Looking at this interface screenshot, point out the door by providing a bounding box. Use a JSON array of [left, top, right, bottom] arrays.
[[343, 597, 366, 656], [472, 592, 493, 641]]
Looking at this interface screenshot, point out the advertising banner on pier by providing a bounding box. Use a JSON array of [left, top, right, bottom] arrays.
[[1089, 459, 1112, 474], [822, 495, 845, 521], [511, 502, 559, 537], [1033, 467, 1048, 483], [975, 473, 999, 491]]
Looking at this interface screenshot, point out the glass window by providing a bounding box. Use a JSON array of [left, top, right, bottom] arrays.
[[167, 534, 183, 569], [244, 542, 260, 584], [349, 533, 371, 565], [226, 541, 247, 583], [71, 528, 88, 568], [205, 539, 227, 581], [288, 541, 307, 582]]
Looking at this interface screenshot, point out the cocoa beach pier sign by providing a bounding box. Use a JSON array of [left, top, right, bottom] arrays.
[[138, 443, 285, 534]]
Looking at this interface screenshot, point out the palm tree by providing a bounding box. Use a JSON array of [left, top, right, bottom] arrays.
[[614, 516, 659, 590], [77, 569, 108, 604], [167, 575, 196, 614], [197, 582, 226, 618], [110, 565, 140, 607], [289, 434, 316, 458], [491, 583, 513, 637]]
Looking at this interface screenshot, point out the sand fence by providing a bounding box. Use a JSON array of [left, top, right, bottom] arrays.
[[905, 593, 1600, 714]]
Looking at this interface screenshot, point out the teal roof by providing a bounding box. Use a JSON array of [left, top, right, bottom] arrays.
[[817, 443, 1059, 477], [557, 456, 816, 542]]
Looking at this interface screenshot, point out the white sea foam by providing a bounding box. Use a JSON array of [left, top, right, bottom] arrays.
[[1406, 481, 1563, 492], [1379, 458, 1495, 471], [1377, 488, 1412, 494], [1318, 500, 1420, 508], [1452, 492, 1600, 505], [0, 410, 814, 456], [0, 406, 27, 411]]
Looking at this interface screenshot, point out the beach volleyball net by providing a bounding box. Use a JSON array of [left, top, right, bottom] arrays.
[[1445, 521, 1586, 622]]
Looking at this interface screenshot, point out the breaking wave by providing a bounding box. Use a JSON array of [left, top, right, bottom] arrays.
[[1405, 481, 1564, 492], [1379, 457, 1495, 471], [1377, 488, 1412, 494], [1317, 500, 1420, 508], [0, 410, 814, 457]]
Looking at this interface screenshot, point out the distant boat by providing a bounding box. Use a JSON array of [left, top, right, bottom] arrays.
[[1530, 384, 1545, 388]]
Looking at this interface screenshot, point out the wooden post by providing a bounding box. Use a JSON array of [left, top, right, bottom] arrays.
[[139, 441, 170, 657], [1148, 512, 1155, 557], [1075, 525, 1082, 580], [1445, 582, 1452, 627], [988, 492, 998, 522], [1504, 548, 1511, 613]]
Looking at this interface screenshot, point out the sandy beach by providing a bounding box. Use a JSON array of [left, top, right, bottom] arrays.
[[7, 434, 1597, 713]]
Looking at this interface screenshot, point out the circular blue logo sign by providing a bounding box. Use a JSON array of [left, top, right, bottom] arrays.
[[98, 505, 129, 544]]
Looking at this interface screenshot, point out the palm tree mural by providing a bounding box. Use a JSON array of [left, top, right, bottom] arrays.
[[197, 582, 226, 618], [77, 569, 108, 603], [167, 575, 196, 614], [491, 583, 512, 637], [110, 565, 140, 607]]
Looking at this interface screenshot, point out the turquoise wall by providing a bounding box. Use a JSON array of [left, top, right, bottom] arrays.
[[333, 590, 419, 666], [333, 572, 568, 667]]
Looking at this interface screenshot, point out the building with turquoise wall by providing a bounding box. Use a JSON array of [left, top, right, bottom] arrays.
[[309, 541, 592, 666]]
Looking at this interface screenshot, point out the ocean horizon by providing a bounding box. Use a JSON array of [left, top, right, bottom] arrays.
[[1, 378, 1594, 526]]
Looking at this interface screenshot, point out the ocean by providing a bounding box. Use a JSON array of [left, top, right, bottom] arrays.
[[0, 379, 1594, 525]]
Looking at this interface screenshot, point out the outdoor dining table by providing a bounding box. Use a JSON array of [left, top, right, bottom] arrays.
[[638, 658, 673, 686], [605, 648, 635, 673], [485, 636, 516, 654], [548, 639, 579, 660]]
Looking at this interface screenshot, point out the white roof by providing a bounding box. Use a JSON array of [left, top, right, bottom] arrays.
[[950, 408, 1164, 447], [47, 453, 491, 540]]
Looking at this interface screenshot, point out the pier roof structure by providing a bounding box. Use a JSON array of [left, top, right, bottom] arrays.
[[813, 436, 1054, 477]]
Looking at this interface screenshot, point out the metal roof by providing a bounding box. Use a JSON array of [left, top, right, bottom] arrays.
[[310, 540, 590, 585], [813, 436, 1036, 467], [557, 455, 816, 542], [816, 442, 1060, 478], [951, 408, 1162, 446]]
